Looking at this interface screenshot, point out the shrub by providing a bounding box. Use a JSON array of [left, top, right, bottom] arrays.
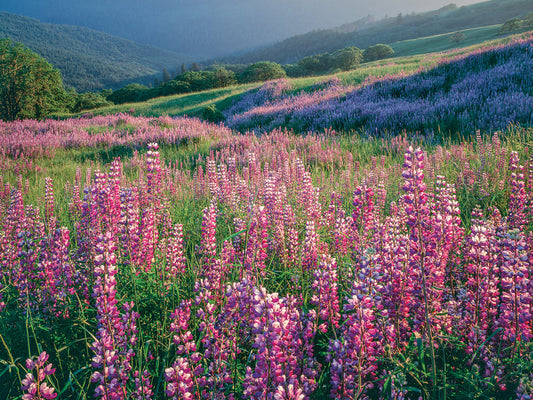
[[332, 46, 364, 71], [107, 83, 149, 104], [363, 44, 395, 62], [241, 61, 287, 83], [202, 104, 225, 123], [450, 31, 467, 43], [70, 91, 112, 112]]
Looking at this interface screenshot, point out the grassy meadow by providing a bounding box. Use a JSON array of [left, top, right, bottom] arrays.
[[1, 30, 533, 400]]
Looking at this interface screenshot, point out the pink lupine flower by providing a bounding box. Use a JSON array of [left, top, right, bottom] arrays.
[[302, 220, 318, 274], [242, 205, 269, 280], [44, 177, 56, 233], [496, 228, 532, 346], [463, 209, 500, 355], [200, 200, 218, 270], [166, 223, 186, 285], [91, 232, 144, 399], [137, 208, 157, 273], [243, 287, 318, 399], [118, 188, 141, 270], [165, 300, 205, 399], [206, 158, 219, 199], [38, 227, 75, 317], [132, 370, 154, 400], [21, 351, 57, 400], [508, 151, 527, 231], [310, 254, 340, 331], [402, 147, 446, 337], [329, 290, 383, 399], [334, 208, 351, 257], [283, 204, 299, 267], [273, 383, 305, 400], [351, 185, 376, 253], [146, 142, 162, 209]]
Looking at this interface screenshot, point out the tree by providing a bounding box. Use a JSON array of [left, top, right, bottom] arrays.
[[181, 63, 187, 74], [449, 31, 466, 43], [162, 68, 172, 83], [363, 44, 394, 62], [297, 53, 332, 74], [107, 83, 149, 105], [191, 62, 201, 72], [332, 47, 363, 71], [499, 18, 522, 35], [0, 39, 68, 121], [211, 67, 237, 88], [241, 62, 287, 83], [70, 91, 111, 113]]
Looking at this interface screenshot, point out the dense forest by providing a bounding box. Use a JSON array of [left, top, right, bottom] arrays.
[[0, 12, 189, 91], [216, 0, 533, 65]]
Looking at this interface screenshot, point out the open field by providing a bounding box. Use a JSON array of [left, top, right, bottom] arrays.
[[389, 24, 533, 57], [1, 112, 533, 398], [2, 25, 533, 400]]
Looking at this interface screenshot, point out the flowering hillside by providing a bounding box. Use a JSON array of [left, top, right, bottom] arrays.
[[226, 34, 533, 135], [1, 113, 533, 399]]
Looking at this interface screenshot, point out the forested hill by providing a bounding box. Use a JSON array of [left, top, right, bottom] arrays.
[[217, 0, 533, 65], [0, 12, 190, 91]]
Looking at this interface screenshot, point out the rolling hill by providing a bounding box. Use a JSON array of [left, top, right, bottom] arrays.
[[0, 12, 191, 91], [65, 30, 533, 139], [217, 0, 533, 65]]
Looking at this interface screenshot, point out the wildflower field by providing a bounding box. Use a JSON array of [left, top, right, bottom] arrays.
[[2, 34, 533, 400], [226, 35, 533, 134], [1, 111, 533, 400]]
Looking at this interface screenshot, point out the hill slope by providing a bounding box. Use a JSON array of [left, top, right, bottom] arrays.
[[0, 12, 190, 91], [218, 0, 533, 65], [224, 32, 533, 135]]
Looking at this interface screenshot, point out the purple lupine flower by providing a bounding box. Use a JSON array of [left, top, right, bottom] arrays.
[[91, 231, 142, 399], [165, 300, 205, 399], [166, 223, 186, 286], [243, 286, 318, 399], [242, 205, 269, 280], [463, 209, 500, 356], [302, 220, 318, 274], [21, 351, 57, 400], [310, 254, 340, 331], [508, 151, 527, 231], [200, 200, 218, 271], [44, 177, 56, 233], [496, 228, 532, 345]]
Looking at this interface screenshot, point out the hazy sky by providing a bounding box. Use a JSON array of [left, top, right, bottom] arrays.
[[1, 0, 485, 57]]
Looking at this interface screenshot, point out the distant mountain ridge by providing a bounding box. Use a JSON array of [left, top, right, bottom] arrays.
[[0, 12, 191, 91], [216, 0, 533, 65]]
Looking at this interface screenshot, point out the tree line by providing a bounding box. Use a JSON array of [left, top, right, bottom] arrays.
[[106, 44, 394, 106], [0, 38, 393, 121]]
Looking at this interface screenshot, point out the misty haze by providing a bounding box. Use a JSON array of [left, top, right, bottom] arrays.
[[2, 0, 482, 56]]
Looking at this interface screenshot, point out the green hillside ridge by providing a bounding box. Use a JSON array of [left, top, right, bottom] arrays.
[[390, 24, 531, 57], [216, 0, 533, 65], [59, 29, 532, 122], [0, 12, 191, 91]]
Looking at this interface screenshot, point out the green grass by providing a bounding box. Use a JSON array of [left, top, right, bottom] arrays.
[[62, 83, 261, 119], [390, 25, 532, 57]]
